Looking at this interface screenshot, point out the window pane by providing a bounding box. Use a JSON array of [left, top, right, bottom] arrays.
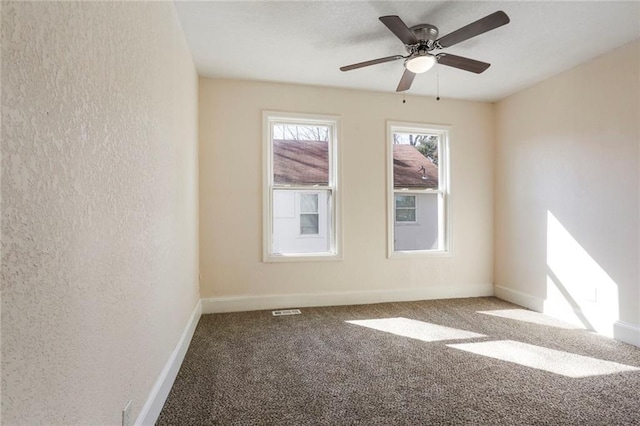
[[394, 193, 440, 251], [395, 195, 416, 208], [300, 214, 319, 234], [392, 133, 439, 189], [396, 208, 416, 222], [272, 189, 330, 254], [273, 124, 329, 185], [300, 193, 318, 213]]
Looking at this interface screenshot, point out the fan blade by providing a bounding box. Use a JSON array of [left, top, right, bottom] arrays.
[[396, 69, 416, 92], [436, 53, 490, 73], [340, 55, 404, 72], [379, 15, 419, 45], [436, 11, 510, 48]]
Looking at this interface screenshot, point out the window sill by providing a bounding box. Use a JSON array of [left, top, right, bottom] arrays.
[[389, 249, 452, 259], [264, 252, 343, 263]]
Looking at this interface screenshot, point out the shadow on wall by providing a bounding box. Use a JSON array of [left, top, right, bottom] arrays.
[[545, 210, 619, 337]]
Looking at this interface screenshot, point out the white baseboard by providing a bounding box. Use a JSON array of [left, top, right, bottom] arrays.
[[136, 300, 202, 425], [201, 284, 494, 314], [614, 320, 640, 347], [495, 285, 640, 348], [494, 285, 545, 312]]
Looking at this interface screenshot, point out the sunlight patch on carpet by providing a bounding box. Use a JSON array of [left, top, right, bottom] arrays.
[[477, 309, 585, 329], [447, 340, 640, 378], [346, 317, 485, 342]]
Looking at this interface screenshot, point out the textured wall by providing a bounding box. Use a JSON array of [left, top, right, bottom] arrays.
[[494, 40, 639, 337], [199, 78, 494, 300], [2, 2, 199, 424]]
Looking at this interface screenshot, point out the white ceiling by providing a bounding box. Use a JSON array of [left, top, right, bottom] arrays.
[[174, 1, 640, 102]]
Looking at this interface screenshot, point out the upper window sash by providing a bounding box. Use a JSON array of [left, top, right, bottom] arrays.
[[266, 115, 337, 189]]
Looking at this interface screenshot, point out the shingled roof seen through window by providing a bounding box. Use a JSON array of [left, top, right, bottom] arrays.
[[273, 140, 438, 189], [273, 140, 328, 185], [393, 145, 438, 189]]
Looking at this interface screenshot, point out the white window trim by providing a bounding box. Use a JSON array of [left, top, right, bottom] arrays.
[[263, 111, 342, 262], [387, 121, 452, 258]]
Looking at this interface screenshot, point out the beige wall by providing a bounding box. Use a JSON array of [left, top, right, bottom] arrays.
[[494, 40, 640, 341], [2, 2, 199, 424], [199, 78, 494, 306]]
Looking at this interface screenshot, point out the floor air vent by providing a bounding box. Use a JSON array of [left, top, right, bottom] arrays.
[[272, 309, 302, 316]]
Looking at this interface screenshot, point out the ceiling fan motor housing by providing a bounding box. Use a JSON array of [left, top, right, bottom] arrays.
[[405, 24, 438, 56], [409, 24, 439, 52], [410, 24, 439, 41]]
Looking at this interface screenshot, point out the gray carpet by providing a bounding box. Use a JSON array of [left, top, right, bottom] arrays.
[[157, 297, 640, 425]]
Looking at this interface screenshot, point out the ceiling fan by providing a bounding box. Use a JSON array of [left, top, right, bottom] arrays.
[[340, 11, 510, 92]]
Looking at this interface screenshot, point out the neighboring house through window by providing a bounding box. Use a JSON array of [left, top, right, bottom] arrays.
[[263, 112, 340, 261], [387, 122, 450, 255]]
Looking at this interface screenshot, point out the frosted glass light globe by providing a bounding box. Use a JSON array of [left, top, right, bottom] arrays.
[[405, 55, 436, 73]]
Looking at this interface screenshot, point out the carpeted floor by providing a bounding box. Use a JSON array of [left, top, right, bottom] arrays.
[[157, 297, 640, 425]]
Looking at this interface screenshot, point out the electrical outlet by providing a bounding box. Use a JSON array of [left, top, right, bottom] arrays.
[[122, 400, 132, 426]]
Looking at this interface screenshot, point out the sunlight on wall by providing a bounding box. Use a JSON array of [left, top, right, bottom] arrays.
[[545, 211, 619, 336], [447, 340, 639, 378], [477, 309, 585, 330], [346, 318, 485, 342]]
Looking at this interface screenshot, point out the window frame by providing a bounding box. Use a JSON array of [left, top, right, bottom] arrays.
[[387, 121, 451, 258], [263, 111, 342, 262]]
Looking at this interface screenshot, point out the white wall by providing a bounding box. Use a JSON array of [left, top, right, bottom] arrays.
[[494, 40, 640, 345], [2, 2, 199, 423], [199, 78, 494, 310]]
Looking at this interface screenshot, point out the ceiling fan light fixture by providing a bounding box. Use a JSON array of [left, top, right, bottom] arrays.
[[405, 54, 436, 74]]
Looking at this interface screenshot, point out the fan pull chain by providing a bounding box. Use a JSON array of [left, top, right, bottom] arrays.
[[402, 92, 406, 104], [436, 66, 440, 101]]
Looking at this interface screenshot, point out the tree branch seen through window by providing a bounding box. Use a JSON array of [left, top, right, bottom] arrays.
[[393, 133, 438, 165]]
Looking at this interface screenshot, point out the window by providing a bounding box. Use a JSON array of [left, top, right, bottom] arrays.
[[300, 193, 319, 235], [387, 122, 450, 256], [395, 195, 417, 222], [264, 112, 340, 261]]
